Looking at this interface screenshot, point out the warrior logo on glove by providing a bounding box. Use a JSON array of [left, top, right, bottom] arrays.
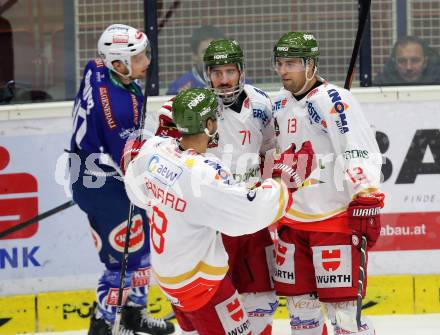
[[271, 141, 316, 192], [348, 192, 385, 248]]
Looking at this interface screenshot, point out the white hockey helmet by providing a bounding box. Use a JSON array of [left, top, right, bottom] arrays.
[[97, 24, 151, 78]]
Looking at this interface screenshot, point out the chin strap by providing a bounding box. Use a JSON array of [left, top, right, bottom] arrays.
[[204, 127, 219, 146], [293, 60, 317, 96]]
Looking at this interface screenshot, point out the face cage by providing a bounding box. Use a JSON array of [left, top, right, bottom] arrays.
[[204, 63, 245, 107]]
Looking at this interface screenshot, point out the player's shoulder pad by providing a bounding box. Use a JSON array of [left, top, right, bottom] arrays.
[[244, 84, 272, 127], [244, 84, 271, 105], [138, 137, 186, 188], [272, 88, 290, 115], [309, 82, 357, 135], [303, 84, 332, 133], [200, 154, 232, 185], [80, 59, 109, 94], [85, 58, 107, 76], [245, 84, 269, 99], [143, 135, 167, 151]]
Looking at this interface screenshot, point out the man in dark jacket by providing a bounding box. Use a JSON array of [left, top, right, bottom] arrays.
[[375, 36, 440, 85]]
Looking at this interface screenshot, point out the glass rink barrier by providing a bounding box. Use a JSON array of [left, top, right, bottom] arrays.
[[1, 86, 440, 334]]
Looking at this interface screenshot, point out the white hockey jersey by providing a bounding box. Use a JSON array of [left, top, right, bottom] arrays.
[[145, 84, 276, 185], [272, 82, 382, 233], [124, 136, 290, 312], [208, 84, 275, 184]]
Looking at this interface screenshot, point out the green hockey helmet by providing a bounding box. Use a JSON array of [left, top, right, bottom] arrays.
[[203, 39, 244, 67], [172, 88, 218, 135], [203, 39, 246, 106], [273, 32, 319, 59], [273, 32, 320, 95]]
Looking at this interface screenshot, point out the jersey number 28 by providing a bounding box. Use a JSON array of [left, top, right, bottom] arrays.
[[150, 206, 168, 254]]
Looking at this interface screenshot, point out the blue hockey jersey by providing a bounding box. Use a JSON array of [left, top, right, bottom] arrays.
[[70, 58, 143, 168]]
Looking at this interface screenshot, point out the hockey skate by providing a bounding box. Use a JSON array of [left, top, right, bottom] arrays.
[[88, 313, 136, 335], [121, 306, 175, 335]]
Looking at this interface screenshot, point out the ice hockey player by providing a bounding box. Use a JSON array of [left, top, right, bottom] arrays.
[[144, 39, 278, 334], [123, 88, 315, 335], [271, 31, 384, 335], [203, 39, 279, 334], [69, 24, 174, 335]]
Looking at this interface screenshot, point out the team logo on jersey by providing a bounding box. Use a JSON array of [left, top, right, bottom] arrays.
[[99, 86, 117, 129], [96, 72, 105, 83], [147, 155, 183, 186], [272, 98, 288, 111], [204, 159, 230, 184], [343, 149, 369, 160], [306, 101, 328, 130], [118, 127, 136, 139], [130, 93, 139, 125], [307, 101, 321, 125], [327, 89, 349, 134], [252, 108, 269, 126], [109, 214, 145, 253], [312, 245, 352, 288], [233, 166, 259, 183]]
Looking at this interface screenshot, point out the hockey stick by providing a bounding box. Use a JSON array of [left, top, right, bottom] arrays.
[[158, 0, 181, 32], [0, 149, 126, 239], [0, 199, 76, 239], [344, 0, 371, 90], [343, 0, 372, 330], [112, 36, 152, 335], [356, 236, 368, 329], [112, 91, 148, 335]]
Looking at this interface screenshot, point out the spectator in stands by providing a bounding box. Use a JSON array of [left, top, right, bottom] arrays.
[[375, 35, 440, 85], [166, 25, 224, 95]]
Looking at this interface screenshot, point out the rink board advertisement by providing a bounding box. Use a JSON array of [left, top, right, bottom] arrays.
[[0, 99, 439, 295], [0, 118, 103, 295], [366, 101, 440, 252]]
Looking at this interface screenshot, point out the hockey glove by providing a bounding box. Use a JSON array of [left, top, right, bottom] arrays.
[[272, 141, 315, 192], [120, 139, 145, 175], [347, 192, 385, 248]]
